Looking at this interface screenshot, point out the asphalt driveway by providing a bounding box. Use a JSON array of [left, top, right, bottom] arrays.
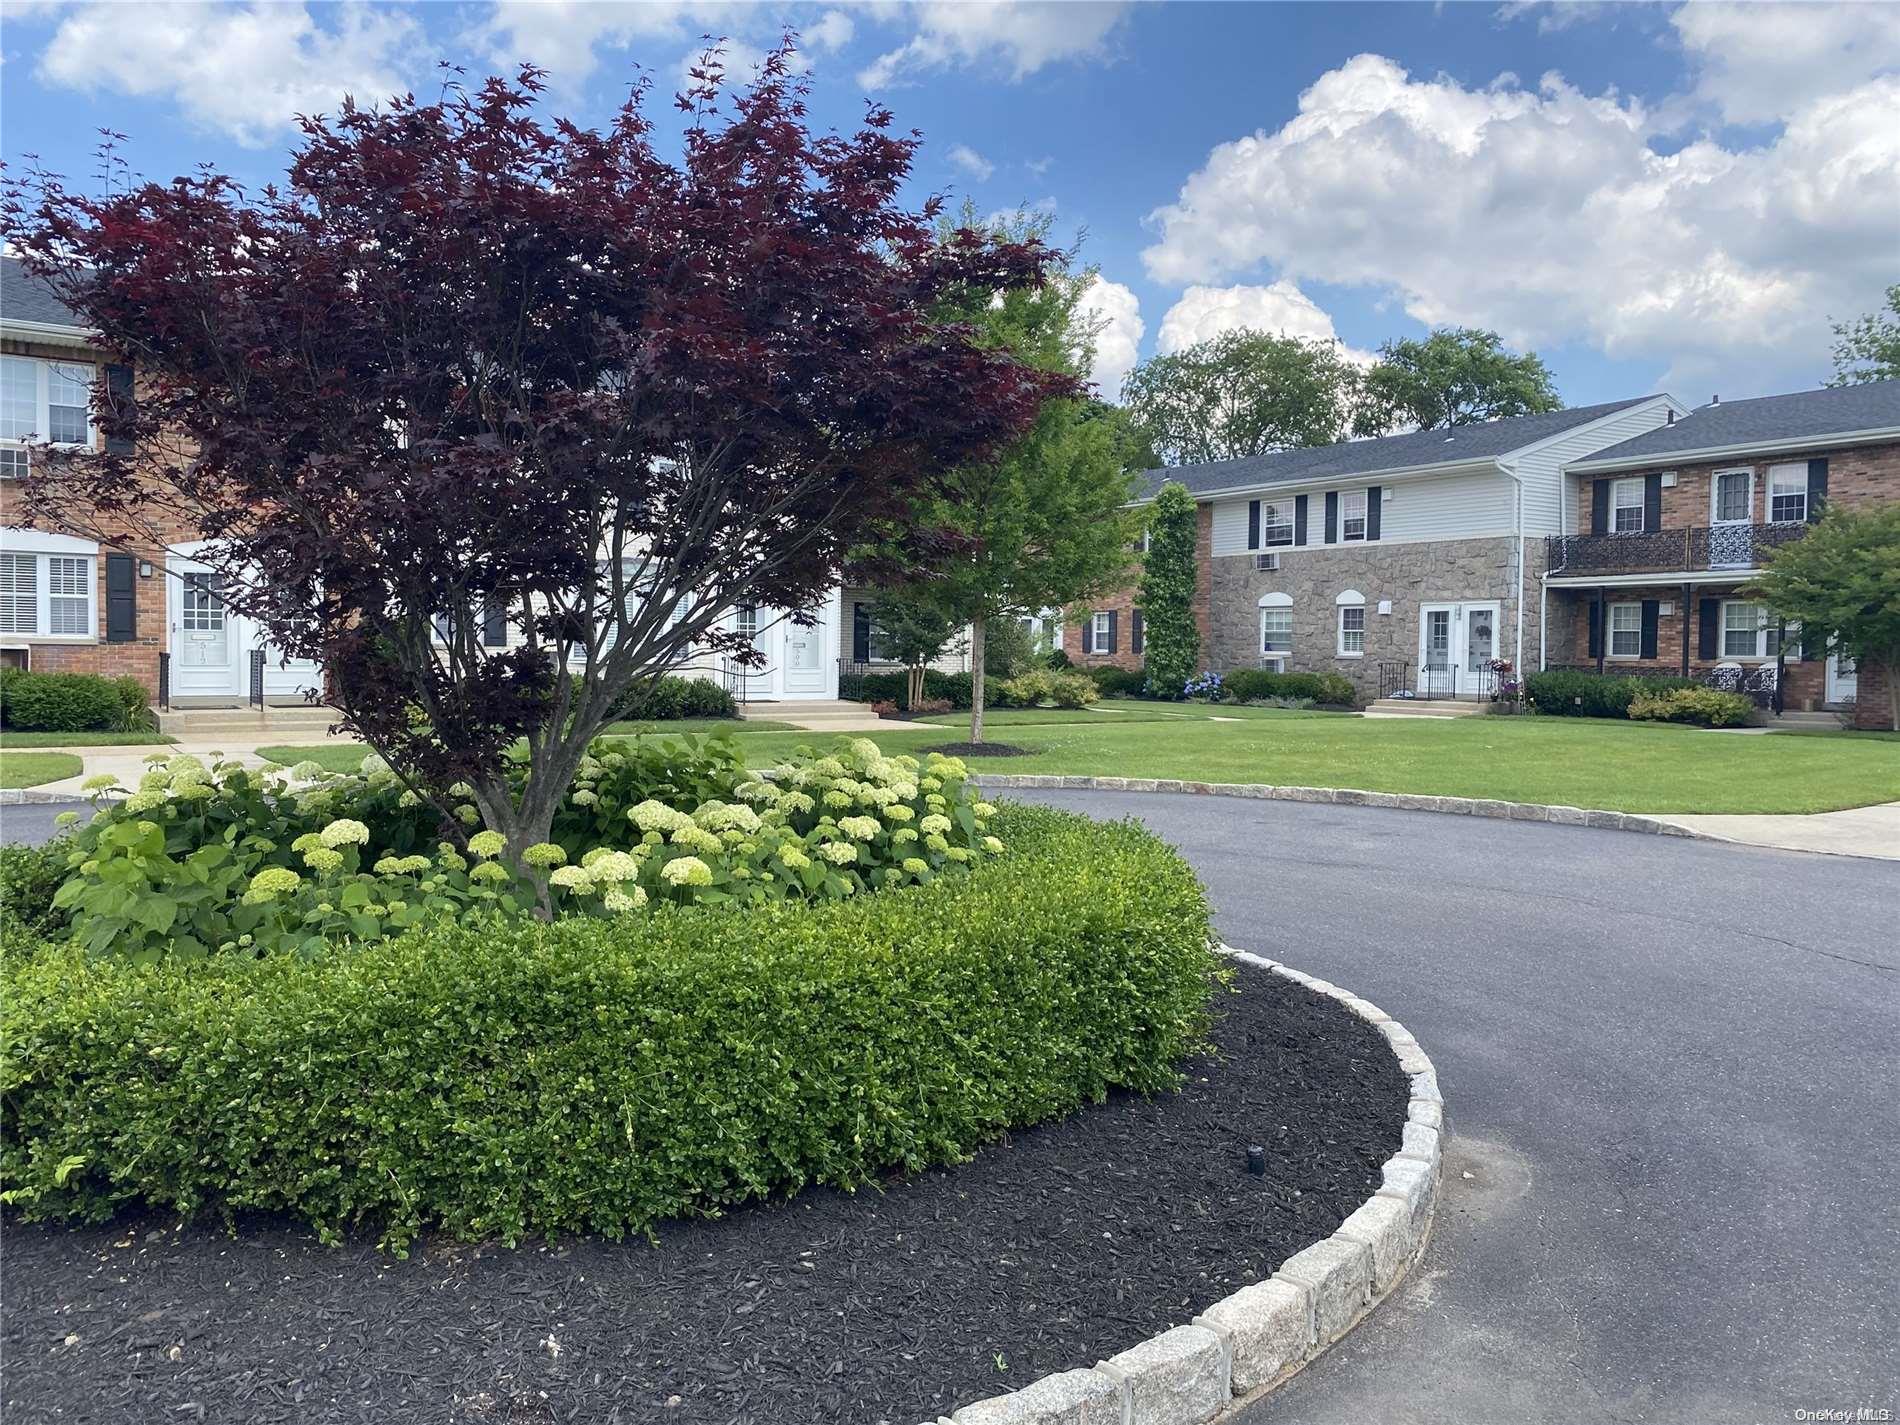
[[1018, 790, 1900, 1425]]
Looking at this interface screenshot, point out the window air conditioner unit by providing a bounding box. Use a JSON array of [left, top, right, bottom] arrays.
[[1254, 551, 1280, 572]]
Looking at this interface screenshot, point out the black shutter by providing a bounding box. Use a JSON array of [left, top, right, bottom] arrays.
[[1247, 500, 1260, 550], [105, 554, 136, 643], [1366, 486, 1382, 541], [1697, 599, 1719, 660], [1131, 608, 1144, 655], [1806, 458, 1828, 522], [482, 594, 508, 647], [1294, 494, 1309, 546], [1801, 625, 1822, 663], [1324, 491, 1339, 544], [1643, 474, 1662, 533], [104, 364, 134, 456], [1640, 599, 1659, 659], [852, 603, 870, 663], [1106, 609, 1118, 654], [1591, 479, 1611, 535], [1587, 600, 1603, 659]]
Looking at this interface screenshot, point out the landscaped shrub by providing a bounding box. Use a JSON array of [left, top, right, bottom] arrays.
[[48, 738, 1004, 961], [1087, 666, 1147, 698], [1, 804, 1219, 1250], [1524, 668, 1696, 719], [997, 668, 1099, 709], [840, 669, 975, 710], [0, 670, 123, 733], [1183, 671, 1223, 701], [1628, 687, 1755, 728], [606, 675, 738, 721], [1, 840, 71, 937], [1221, 669, 1358, 706]]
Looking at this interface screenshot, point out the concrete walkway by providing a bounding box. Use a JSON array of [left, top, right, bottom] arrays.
[[5, 737, 364, 801], [1650, 799, 1900, 859]]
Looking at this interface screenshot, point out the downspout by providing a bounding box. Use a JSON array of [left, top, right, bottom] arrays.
[[1499, 459, 1527, 677]]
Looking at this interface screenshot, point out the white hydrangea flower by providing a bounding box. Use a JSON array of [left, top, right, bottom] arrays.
[[901, 857, 928, 875], [919, 813, 951, 835], [817, 841, 858, 866], [359, 753, 391, 777], [837, 815, 881, 841], [123, 790, 164, 813], [982, 836, 1004, 854], [972, 802, 998, 818], [945, 846, 971, 862], [628, 799, 690, 833], [81, 773, 120, 792], [776, 791, 815, 815], [659, 856, 713, 887], [882, 804, 914, 822], [469, 861, 511, 883], [549, 866, 593, 891], [569, 789, 598, 807], [586, 850, 643, 883], [319, 818, 371, 847], [242, 867, 303, 903], [670, 825, 723, 855], [892, 828, 918, 844], [302, 847, 345, 874], [777, 846, 811, 872], [467, 829, 506, 859], [602, 886, 648, 912]]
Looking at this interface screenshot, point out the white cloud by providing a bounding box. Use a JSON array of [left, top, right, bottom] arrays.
[[1494, 3, 1622, 35], [1156, 281, 1373, 364], [1671, 2, 1900, 126], [804, 9, 855, 53], [947, 143, 995, 181], [858, 1, 1128, 89], [35, 1, 419, 147], [1142, 53, 1900, 396], [475, 1, 733, 92], [1077, 275, 1144, 400]]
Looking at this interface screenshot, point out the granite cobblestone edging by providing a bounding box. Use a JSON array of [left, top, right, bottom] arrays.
[[928, 947, 1443, 1425], [971, 773, 1713, 840]]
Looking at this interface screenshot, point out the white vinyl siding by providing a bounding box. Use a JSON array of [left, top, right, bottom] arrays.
[[1374, 468, 1516, 542], [1523, 396, 1683, 538]]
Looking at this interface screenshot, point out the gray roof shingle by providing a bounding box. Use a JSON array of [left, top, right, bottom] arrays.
[[1, 255, 87, 331], [1568, 379, 1900, 469], [1134, 396, 1655, 500]]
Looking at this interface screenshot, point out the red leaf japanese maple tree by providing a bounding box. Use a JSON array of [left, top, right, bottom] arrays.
[[5, 51, 1065, 862]]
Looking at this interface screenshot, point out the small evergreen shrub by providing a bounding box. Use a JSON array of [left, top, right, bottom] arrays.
[[1525, 669, 1697, 719], [0, 670, 124, 733], [1087, 666, 1147, 698], [840, 669, 975, 710], [998, 668, 1099, 709], [608, 675, 738, 721], [1, 840, 72, 937], [1628, 687, 1755, 728], [1221, 669, 1358, 705], [1, 805, 1218, 1251]]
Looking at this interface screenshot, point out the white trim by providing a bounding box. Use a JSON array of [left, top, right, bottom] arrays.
[[1339, 487, 1368, 542], [1134, 457, 1498, 507], [0, 318, 97, 349], [1546, 570, 1760, 588], [1, 354, 95, 463], [1259, 601, 1292, 657], [1336, 601, 1365, 658], [1259, 497, 1295, 547], [1257, 590, 1293, 608], [1334, 588, 1366, 606], [1, 527, 98, 557], [1766, 461, 1809, 524], [1709, 466, 1754, 524], [1088, 609, 1112, 656], [1567, 422, 1900, 475], [1606, 600, 1642, 660], [1717, 598, 1779, 662], [1610, 476, 1646, 532]]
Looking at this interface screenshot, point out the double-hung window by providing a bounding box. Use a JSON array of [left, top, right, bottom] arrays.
[[1089, 610, 1113, 655], [1340, 489, 1367, 542], [1767, 463, 1808, 523], [1608, 602, 1642, 659], [1260, 500, 1294, 547], [1611, 477, 1645, 533], [0, 547, 95, 637], [1260, 608, 1291, 656], [0, 356, 95, 477], [1720, 600, 1779, 659], [1336, 593, 1365, 657]]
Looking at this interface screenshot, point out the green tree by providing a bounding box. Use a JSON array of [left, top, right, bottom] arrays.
[[1749, 505, 1900, 730], [1829, 284, 1900, 386], [1121, 329, 1362, 466], [894, 205, 1143, 743], [868, 587, 964, 709], [1354, 327, 1561, 435], [1139, 482, 1200, 698]]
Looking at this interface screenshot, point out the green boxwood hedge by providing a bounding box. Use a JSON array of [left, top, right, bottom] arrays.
[[0, 669, 149, 733], [1, 805, 1216, 1251], [1524, 668, 1698, 719]]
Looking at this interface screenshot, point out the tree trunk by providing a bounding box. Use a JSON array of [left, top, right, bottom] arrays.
[[969, 615, 987, 745]]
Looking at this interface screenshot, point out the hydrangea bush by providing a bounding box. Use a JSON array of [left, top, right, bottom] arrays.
[[49, 737, 1003, 960]]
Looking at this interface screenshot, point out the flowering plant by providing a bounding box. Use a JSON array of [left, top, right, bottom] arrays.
[[1182, 670, 1224, 701]]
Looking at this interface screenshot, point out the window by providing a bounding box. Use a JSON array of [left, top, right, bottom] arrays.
[[1340, 489, 1367, 541], [1713, 469, 1752, 523], [1090, 610, 1112, 655], [1608, 602, 1642, 659], [1335, 590, 1366, 657], [1611, 477, 1645, 533], [1720, 600, 1780, 659], [1260, 500, 1294, 547], [0, 357, 95, 475], [1260, 608, 1291, 655], [1767, 463, 1807, 523], [0, 547, 95, 637]]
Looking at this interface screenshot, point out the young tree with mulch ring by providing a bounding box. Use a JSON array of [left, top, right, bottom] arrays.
[[1750, 504, 1900, 731], [4, 50, 1064, 875], [1140, 481, 1201, 699]]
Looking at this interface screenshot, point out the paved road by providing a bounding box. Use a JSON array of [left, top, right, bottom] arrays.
[[1019, 791, 1900, 1425], [0, 799, 87, 845]]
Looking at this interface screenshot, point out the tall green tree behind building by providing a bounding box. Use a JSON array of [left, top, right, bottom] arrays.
[[1354, 327, 1561, 434], [1829, 284, 1900, 386]]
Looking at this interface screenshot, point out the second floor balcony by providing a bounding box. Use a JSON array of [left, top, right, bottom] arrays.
[[1546, 522, 1808, 578]]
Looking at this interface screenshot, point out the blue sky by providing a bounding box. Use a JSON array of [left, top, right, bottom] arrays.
[[4, 2, 1896, 410]]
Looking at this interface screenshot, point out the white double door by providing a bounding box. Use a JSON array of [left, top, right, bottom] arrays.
[[729, 593, 835, 699], [166, 545, 321, 702], [1417, 601, 1500, 698]]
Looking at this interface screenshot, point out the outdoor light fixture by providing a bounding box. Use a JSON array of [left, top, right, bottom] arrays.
[[1246, 1145, 1266, 1176], [138, 560, 154, 578]]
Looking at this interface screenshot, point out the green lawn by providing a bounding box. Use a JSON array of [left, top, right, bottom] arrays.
[[258, 711, 1900, 814], [0, 731, 176, 748], [603, 716, 798, 734], [261, 718, 794, 776], [258, 743, 372, 774], [0, 751, 83, 789], [914, 699, 1342, 728]]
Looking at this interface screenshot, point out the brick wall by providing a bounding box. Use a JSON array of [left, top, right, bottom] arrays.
[[1574, 439, 1900, 531], [1063, 503, 1213, 672]]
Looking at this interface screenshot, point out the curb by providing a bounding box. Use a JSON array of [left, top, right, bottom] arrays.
[[970, 773, 1713, 841], [0, 788, 88, 806], [932, 946, 1442, 1425]]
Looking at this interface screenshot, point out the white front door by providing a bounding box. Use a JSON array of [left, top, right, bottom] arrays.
[[1417, 601, 1500, 699], [170, 562, 243, 698], [1826, 649, 1859, 706], [781, 613, 825, 694]]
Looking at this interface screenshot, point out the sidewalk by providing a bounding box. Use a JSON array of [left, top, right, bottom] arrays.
[[6, 736, 363, 802], [1648, 800, 1900, 860]]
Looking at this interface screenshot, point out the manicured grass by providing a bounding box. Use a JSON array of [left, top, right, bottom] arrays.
[[0, 731, 176, 748], [261, 718, 795, 775], [915, 700, 1343, 728], [645, 714, 1900, 815], [0, 751, 83, 789], [603, 716, 798, 734], [258, 743, 372, 774]]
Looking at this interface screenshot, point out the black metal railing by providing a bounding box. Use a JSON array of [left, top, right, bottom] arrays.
[[157, 651, 171, 710], [1548, 659, 1782, 710], [1376, 658, 1504, 702], [1546, 522, 1808, 577]]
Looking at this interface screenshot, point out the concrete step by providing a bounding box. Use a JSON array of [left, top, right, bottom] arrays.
[[1768, 711, 1841, 729], [1366, 698, 1488, 718], [159, 707, 341, 736]]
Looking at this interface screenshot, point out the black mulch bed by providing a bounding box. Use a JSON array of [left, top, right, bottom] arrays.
[[2, 963, 1407, 1425], [915, 740, 1037, 757]]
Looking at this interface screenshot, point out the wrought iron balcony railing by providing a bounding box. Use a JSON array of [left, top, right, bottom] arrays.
[[1546, 522, 1808, 577]]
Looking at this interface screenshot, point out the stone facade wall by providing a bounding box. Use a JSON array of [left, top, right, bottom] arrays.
[[1063, 504, 1213, 674], [1206, 534, 1545, 702]]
